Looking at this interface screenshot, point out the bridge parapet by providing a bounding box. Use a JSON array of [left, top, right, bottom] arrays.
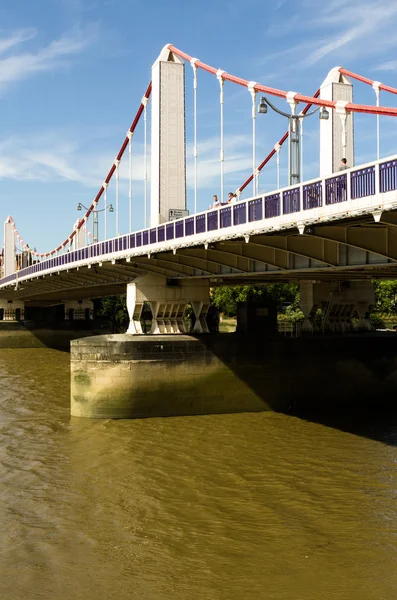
[[2, 154, 397, 291]]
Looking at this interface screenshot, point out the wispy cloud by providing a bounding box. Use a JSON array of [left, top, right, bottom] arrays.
[[0, 128, 257, 205], [0, 26, 93, 91], [260, 0, 397, 72], [376, 60, 397, 72], [304, 0, 397, 66]]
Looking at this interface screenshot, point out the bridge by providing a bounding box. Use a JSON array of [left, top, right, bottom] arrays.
[[2, 44, 397, 334]]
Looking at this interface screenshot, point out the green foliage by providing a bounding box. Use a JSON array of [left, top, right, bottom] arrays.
[[277, 305, 304, 322], [369, 312, 386, 328], [211, 283, 299, 316], [96, 295, 129, 333], [373, 280, 397, 314]]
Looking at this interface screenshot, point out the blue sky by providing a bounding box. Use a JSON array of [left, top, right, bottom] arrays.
[[1, 0, 397, 253]]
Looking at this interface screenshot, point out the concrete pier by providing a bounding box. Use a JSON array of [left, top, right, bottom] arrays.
[[70, 335, 269, 418]]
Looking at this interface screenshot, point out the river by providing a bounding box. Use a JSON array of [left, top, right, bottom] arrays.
[[1, 346, 397, 599]]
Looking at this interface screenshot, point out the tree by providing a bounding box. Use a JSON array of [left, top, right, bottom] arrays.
[[373, 280, 397, 314], [211, 283, 299, 316], [96, 295, 129, 333]]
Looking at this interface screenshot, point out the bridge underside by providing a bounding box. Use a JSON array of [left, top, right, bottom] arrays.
[[3, 211, 397, 305]]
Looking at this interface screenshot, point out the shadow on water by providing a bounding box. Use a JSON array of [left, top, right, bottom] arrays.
[[293, 406, 397, 446], [197, 332, 397, 446], [0, 321, 112, 352]]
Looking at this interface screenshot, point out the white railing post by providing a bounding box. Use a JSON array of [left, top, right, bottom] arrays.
[[346, 169, 352, 207], [375, 161, 380, 198], [321, 178, 326, 208], [299, 183, 304, 212]]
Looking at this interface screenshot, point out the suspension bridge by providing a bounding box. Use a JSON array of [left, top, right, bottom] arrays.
[[1, 44, 397, 334]]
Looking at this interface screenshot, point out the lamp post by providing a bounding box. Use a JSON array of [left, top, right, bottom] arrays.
[[258, 96, 329, 186], [77, 203, 114, 243]]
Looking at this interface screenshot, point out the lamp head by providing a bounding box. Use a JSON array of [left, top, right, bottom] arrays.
[[258, 97, 268, 115], [319, 106, 329, 120], [77, 203, 82, 211], [108, 204, 114, 213]]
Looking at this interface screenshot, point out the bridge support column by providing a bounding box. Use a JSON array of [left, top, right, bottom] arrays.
[[191, 301, 210, 333], [356, 301, 372, 331], [0, 299, 24, 321], [126, 274, 209, 335], [300, 280, 374, 333], [299, 281, 315, 332], [64, 300, 93, 321]]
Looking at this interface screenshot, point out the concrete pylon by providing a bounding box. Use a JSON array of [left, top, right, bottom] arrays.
[[320, 68, 354, 176], [126, 274, 209, 335], [3, 217, 15, 277], [299, 280, 315, 332], [150, 45, 186, 227]]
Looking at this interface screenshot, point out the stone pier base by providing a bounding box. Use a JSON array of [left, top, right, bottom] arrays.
[[71, 334, 271, 418]]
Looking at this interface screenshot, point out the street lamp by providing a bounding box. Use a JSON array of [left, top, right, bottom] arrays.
[[258, 96, 329, 185], [77, 203, 114, 242]]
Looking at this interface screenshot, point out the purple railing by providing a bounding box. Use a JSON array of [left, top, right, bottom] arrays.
[[220, 206, 232, 228], [248, 198, 263, 221], [5, 156, 397, 289], [303, 181, 322, 209], [150, 228, 157, 244], [185, 217, 195, 235], [175, 221, 184, 238], [351, 166, 375, 199], [166, 223, 174, 240], [325, 174, 347, 204], [380, 160, 397, 193], [196, 214, 205, 233], [233, 202, 246, 225], [207, 210, 218, 231], [158, 226, 165, 243], [283, 188, 300, 214], [264, 193, 280, 218]]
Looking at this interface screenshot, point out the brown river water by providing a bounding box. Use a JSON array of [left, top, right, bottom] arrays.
[[1, 346, 397, 599]]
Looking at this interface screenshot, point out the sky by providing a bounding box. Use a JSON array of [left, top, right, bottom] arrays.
[[1, 0, 397, 254]]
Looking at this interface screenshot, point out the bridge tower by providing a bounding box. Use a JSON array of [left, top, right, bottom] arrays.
[[3, 217, 15, 277], [320, 68, 354, 176], [150, 45, 186, 227]]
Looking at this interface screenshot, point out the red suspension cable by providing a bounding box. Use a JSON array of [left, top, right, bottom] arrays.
[[8, 81, 152, 258], [169, 45, 397, 117], [339, 68, 397, 96]]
